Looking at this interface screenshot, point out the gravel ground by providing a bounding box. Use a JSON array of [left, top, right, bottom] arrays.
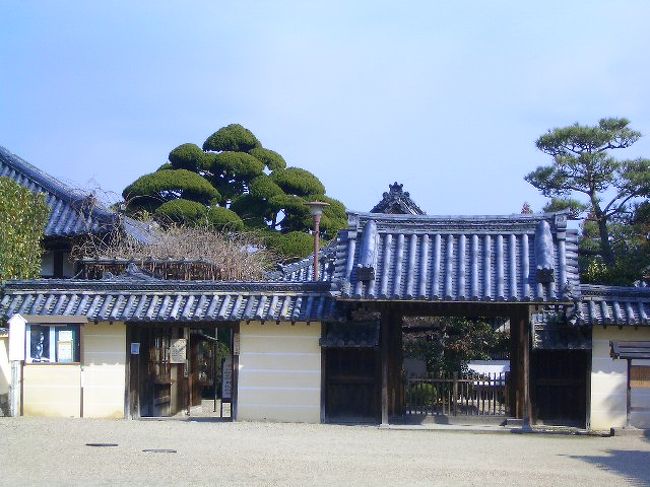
[[1, 418, 649, 486]]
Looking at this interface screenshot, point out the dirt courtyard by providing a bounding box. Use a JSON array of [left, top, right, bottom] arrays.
[[1, 418, 649, 486]]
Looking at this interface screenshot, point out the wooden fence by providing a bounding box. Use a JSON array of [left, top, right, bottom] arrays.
[[405, 372, 509, 417]]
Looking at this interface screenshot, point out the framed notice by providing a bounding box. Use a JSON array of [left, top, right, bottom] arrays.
[[170, 338, 187, 364], [222, 355, 232, 399], [130, 342, 140, 355], [57, 340, 73, 362]]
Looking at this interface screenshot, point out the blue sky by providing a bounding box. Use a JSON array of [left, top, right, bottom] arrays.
[[2, 1, 649, 215]]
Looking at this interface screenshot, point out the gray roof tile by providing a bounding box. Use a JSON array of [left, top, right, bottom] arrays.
[[333, 211, 579, 303], [0, 278, 338, 323], [573, 284, 650, 327], [0, 146, 153, 242]]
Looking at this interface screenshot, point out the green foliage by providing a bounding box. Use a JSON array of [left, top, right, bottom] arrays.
[[229, 194, 272, 228], [122, 123, 346, 259], [0, 177, 49, 281], [210, 152, 265, 180], [263, 231, 314, 259], [318, 196, 348, 237], [403, 316, 509, 375], [169, 143, 207, 172], [249, 147, 287, 171], [249, 175, 285, 201], [526, 118, 650, 268], [123, 169, 220, 212], [154, 199, 207, 225], [203, 124, 261, 152], [207, 206, 245, 231], [579, 212, 650, 285], [271, 167, 325, 197], [268, 193, 312, 232], [409, 383, 438, 407], [542, 198, 588, 219]]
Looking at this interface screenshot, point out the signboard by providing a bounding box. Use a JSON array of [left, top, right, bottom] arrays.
[[170, 338, 187, 364], [233, 333, 240, 355], [222, 355, 232, 399], [58, 330, 73, 341], [57, 340, 73, 362], [130, 342, 140, 355]]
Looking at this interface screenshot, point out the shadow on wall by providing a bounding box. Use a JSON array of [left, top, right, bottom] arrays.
[[567, 445, 650, 487]]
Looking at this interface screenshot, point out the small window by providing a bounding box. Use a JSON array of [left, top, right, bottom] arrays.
[[27, 325, 80, 363]]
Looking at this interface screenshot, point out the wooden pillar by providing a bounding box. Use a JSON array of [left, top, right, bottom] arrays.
[[392, 312, 404, 417], [380, 308, 390, 425], [508, 313, 519, 417], [514, 307, 532, 429]]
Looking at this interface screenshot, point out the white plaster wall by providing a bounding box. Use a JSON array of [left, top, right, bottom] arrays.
[[591, 326, 650, 430], [23, 364, 81, 417], [82, 322, 126, 418], [0, 336, 9, 395], [238, 322, 321, 423]]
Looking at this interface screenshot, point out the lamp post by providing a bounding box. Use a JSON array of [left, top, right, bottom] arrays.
[[305, 201, 330, 281]]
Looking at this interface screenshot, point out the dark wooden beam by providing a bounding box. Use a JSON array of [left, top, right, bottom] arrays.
[[509, 310, 519, 418]]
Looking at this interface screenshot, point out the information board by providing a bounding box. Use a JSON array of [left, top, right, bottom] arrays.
[[222, 355, 232, 399], [170, 338, 187, 364]]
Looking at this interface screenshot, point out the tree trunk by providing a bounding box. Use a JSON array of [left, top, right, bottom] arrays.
[[592, 201, 615, 267]]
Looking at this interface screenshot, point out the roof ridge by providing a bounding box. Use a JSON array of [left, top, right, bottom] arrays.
[[0, 146, 107, 211], [580, 283, 650, 296], [0, 145, 155, 242], [350, 210, 569, 221]]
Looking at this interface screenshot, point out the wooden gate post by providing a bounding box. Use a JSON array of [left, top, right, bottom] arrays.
[[380, 308, 390, 425], [518, 307, 532, 430]]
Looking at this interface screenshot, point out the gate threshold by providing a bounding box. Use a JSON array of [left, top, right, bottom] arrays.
[[379, 423, 607, 436]]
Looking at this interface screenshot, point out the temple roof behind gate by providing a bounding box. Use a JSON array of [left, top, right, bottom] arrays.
[[0, 146, 153, 242], [333, 211, 579, 303]]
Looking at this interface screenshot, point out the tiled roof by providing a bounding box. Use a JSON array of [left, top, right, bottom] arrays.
[[0, 146, 153, 242], [0, 278, 338, 323], [267, 244, 337, 282], [371, 182, 425, 215], [572, 284, 650, 327], [531, 284, 650, 349], [333, 211, 579, 303]]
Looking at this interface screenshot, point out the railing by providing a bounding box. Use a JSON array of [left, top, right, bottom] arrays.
[[405, 372, 509, 417]]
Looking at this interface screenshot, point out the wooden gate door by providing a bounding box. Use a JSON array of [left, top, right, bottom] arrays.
[[132, 327, 188, 417], [531, 350, 589, 427], [325, 348, 379, 422]]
